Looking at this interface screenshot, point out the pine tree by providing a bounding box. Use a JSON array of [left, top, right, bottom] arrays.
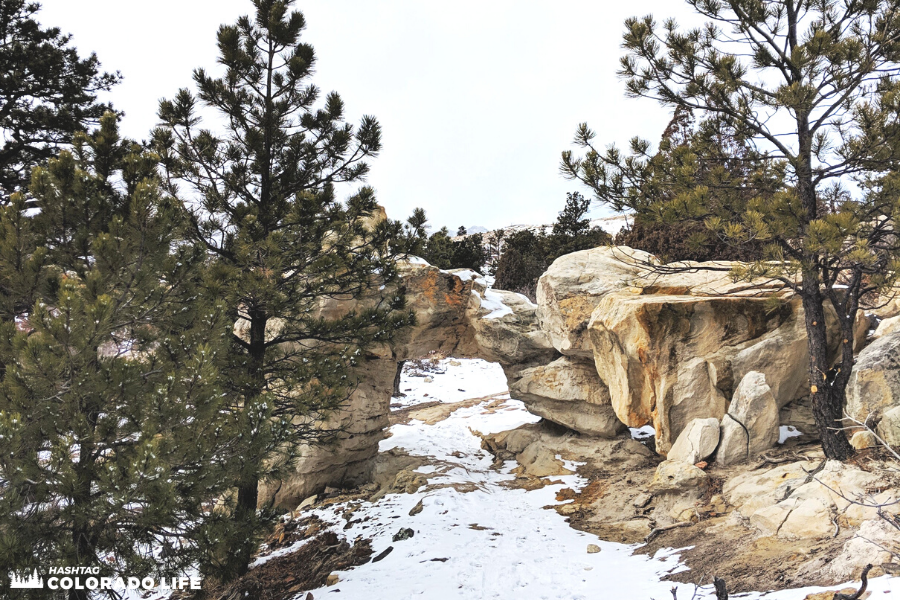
[[154, 0, 411, 578], [0, 114, 232, 600], [0, 0, 120, 195], [562, 0, 900, 460]]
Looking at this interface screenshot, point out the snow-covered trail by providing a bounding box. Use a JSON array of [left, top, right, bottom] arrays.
[[304, 359, 898, 600], [306, 359, 690, 599]]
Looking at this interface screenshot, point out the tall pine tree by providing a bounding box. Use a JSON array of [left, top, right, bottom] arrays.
[[562, 0, 900, 459], [0, 115, 233, 600], [154, 0, 411, 578], [0, 0, 120, 195]]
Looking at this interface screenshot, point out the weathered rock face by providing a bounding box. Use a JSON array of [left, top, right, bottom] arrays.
[[589, 289, 840, 453], [724, 460, 897, 541], [715, 371, 780, 466], [261, 348, 399, 507], [268, 242, 873, 505], [667, 418, 720, 464], [535, 247, 653, 359], [846, 330, 900, 425], [464, 279, 558, 372], [510, 357, 625, 438], [592, 293, 788, 452], [392, 260, 476, 359]]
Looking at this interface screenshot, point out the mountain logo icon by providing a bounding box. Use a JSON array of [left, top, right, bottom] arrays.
[[9, 569, 44, 589]]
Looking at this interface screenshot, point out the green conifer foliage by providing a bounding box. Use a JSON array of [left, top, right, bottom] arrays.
[[154, 0, 412, 578], [562, 0, 900, 460], [0, 0, 120, 194], [0, 115, 232, 600]]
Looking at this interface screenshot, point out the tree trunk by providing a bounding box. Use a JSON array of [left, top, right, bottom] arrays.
[[228, 306, 268, 577], [69, 442, 94, 600], [232, 478, 260, 578], [392, 360, 405, 397], [801, 289, 853, 460]]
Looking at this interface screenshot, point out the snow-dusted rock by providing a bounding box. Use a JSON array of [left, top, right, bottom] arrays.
[[510, 356, 625, 438], [667, 417, 720, 464], [466, 285, 557, 370]]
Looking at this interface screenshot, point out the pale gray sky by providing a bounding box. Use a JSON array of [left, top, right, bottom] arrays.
[[38, 1, 692, 231]]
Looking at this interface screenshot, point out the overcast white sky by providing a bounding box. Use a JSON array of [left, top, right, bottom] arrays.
[[37, 1, 693, 231]]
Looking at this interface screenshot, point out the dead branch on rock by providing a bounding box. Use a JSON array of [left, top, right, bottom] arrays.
[[645, 521, 693, 543], [833, 564, 872, 600], [838, 413, 900, 465]]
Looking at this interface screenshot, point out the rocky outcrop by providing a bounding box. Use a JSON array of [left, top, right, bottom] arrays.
[[846, 330, 900, 426], [715, 371, 780, 466], [264, 260, 480, 507], [724, 459, 897, 541], [589, 289, 828, 452], [510, 357, 624, 438], [464, 275, 558, 374], [535, 247, 653, 358], [263, 349, 398, 506], [271, 241, 883, 505]]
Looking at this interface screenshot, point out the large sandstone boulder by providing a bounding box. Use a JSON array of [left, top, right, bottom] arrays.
[[715, 371, 780, 466], [535, 247, 653, 359], [846, 330, 900, 425], [465, 279, 558, 372], [667, 417, 720, 464], [392, 260, 476, 359], [589, 290, 839, 453], [509, 356, 625, 438]]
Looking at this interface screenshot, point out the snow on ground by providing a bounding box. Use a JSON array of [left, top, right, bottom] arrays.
[[303, 359, 900, 599], [392, 358, 508, 409]]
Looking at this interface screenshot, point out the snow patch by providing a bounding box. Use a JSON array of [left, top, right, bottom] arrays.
[[779, 425, 804, 444], [480, 289, 513, 319]]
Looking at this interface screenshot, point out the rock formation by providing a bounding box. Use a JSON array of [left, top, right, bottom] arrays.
[[267, 244, 880, 506], [715, 371, 780, 466], [846, 330, 900, 431]]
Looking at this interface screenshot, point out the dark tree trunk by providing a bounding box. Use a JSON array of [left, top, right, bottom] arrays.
[[801, 287, 853, 460], [232, 479, 260, 577], [229, 306, 268, 577], [69, 403, 98, 600], [392, 360, 405, 397]]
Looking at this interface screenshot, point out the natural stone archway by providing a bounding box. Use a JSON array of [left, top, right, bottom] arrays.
[[262, 246, 861, 507]]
